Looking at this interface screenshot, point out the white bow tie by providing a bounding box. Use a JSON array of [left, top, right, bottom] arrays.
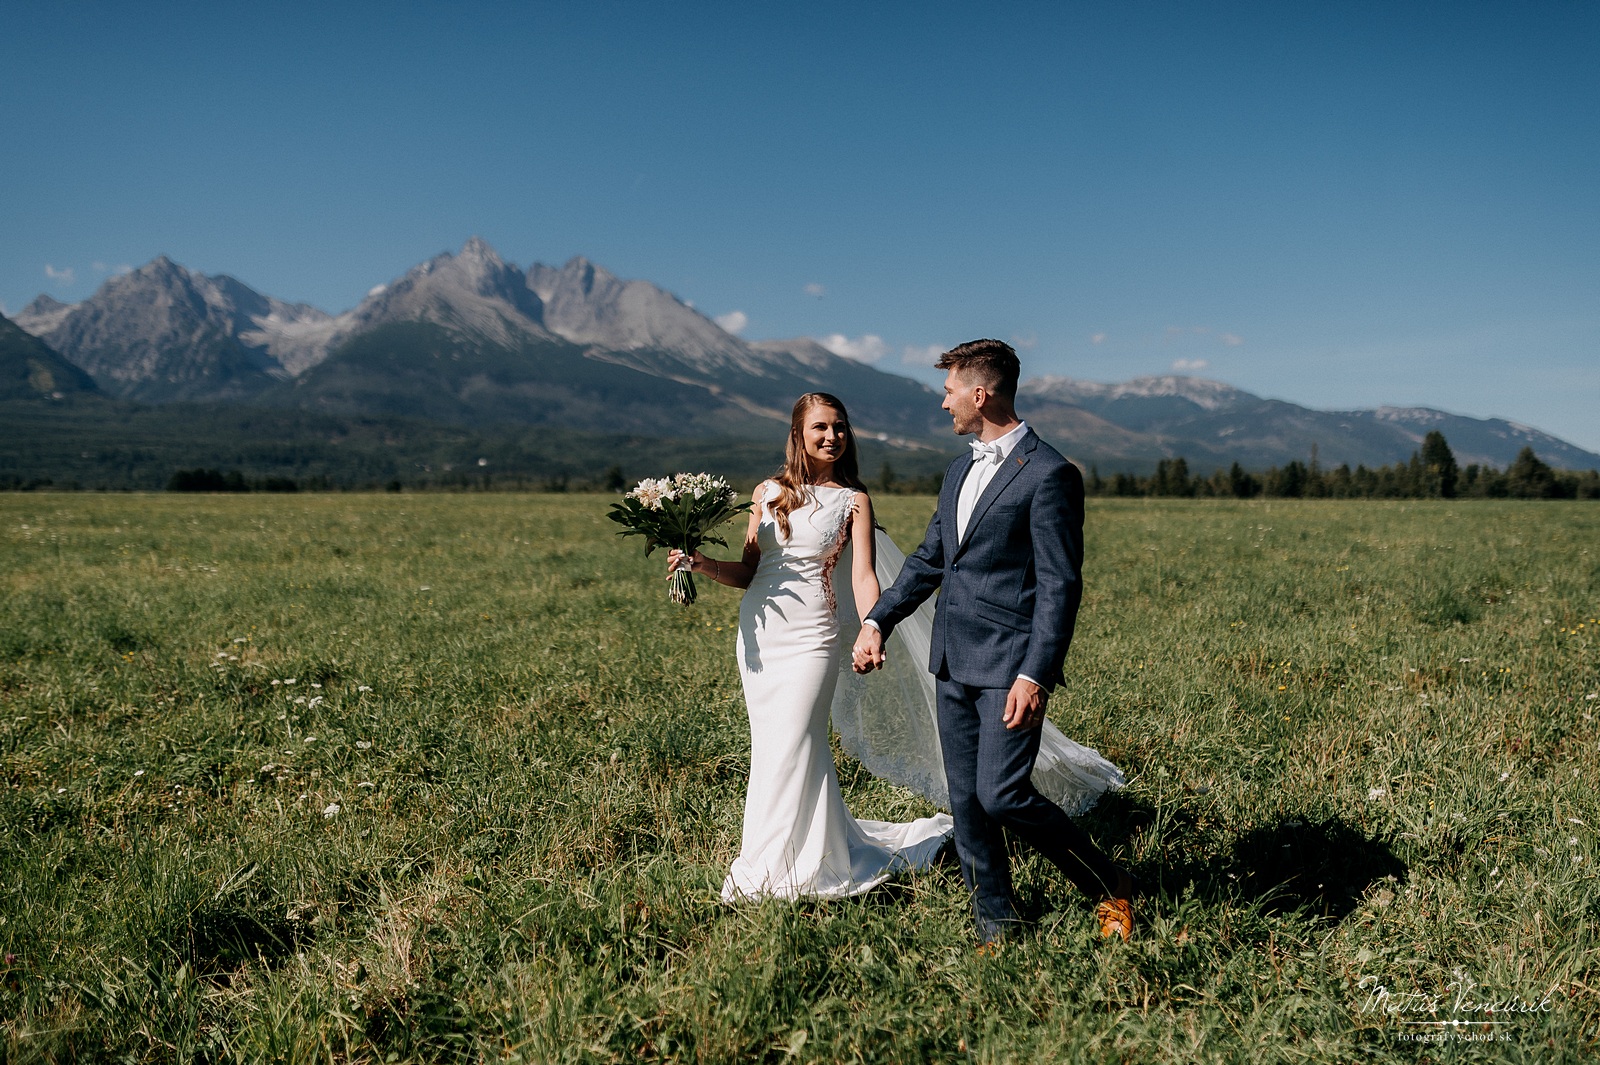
[[970, 440, 1004, 464]]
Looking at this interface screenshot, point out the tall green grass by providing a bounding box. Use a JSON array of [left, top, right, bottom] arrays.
[[1, 495, 1596, 1062]]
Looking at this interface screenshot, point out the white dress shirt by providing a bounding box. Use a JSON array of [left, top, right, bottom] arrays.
[[956, 420, 1029, 541]]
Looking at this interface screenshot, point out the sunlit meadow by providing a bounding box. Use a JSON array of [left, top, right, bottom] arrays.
[[2, 493, 1596, 1063]]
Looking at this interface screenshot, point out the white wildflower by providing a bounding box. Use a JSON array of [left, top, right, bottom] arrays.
[[307, 696, 323, 709], [233, 637, 247, 644], [1367, 787, 1385, 800], [357, 685, 372, 692], [271, 679, 282, 686], [1499, 771, 1510, 781], [310, 683, 322, 689], [284, 679, 297, 685], [303, 736, 316, 744], [322, 803, 340, 818], [134, 770, 145, 778], [357, 781, 375, 788], [356, 741, 372, 749]]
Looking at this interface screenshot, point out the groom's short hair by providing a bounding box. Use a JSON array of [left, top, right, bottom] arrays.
[[936, 339, 1020, 400]]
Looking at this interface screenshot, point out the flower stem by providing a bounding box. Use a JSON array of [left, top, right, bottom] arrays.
[[669, 567, 697, 605]]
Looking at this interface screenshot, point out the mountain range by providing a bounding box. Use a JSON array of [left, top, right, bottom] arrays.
[[8, 237, 1598, 478]]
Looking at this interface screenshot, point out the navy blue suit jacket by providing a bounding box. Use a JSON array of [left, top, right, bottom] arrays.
[[867, 429, 1085, 690]]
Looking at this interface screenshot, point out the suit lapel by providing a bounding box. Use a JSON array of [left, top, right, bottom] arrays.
[[955, 431, 1035, 557]]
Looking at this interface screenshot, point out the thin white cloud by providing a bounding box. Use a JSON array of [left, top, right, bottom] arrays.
[[1011, 331, 1038, 350], [92, 261, 133, 276], [1219, 332, 1243, 346], [818, 333, 888, 363], [1172, 358, 1209, 372], [367, 284, 388, 297], [1091, 332, 1107, 345], [714, 310, 749, 335], [902, 343, 945, 366], [804, 282, 825, 298], [44, 264, 75, 285]]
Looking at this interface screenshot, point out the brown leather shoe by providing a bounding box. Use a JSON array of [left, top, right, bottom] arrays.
[[1095, 897, 1133, 942]]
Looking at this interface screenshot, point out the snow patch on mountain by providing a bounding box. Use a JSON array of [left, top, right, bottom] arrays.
[[1021, 374, 1249, 411]]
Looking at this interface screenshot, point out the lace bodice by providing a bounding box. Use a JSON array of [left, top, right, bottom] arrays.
[[753, 482, 856, 612], [755, 482, 854, 557]]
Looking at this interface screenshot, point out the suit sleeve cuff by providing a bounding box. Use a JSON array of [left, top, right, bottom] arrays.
[[863, 619, 882, 632]]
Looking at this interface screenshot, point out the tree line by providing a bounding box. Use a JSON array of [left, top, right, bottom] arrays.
[[1080, 433, 1599, 500], [866, 432, 1598, 500]]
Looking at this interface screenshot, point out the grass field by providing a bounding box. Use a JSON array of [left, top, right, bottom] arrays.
[[2, 493, 1597, 1063]]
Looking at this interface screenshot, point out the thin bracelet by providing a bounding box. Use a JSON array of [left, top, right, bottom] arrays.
[[713, 559, 721, 581]]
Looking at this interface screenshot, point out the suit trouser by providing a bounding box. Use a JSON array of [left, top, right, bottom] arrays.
[[936, 675, 1123, 939]]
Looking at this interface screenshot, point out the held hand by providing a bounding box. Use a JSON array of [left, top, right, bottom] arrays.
[[666, 548, 706, 574], [1002, 678, 1048, 730], [851, 626, 886, 674]]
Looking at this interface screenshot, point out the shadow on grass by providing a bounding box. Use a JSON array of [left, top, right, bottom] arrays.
[[185, 901, 307, 974], [1075, 794, 1409, 922], [158, 863, 312, 978]]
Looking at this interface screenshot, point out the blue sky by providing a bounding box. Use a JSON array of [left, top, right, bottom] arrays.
[[5, 1, 1597, 451]]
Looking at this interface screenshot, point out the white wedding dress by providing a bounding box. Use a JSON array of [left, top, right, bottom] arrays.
[[724, 482, 1125, 902], [725, 483, 952, 900]]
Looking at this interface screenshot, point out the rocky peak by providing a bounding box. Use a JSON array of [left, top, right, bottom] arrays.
[[22, 294, 71, 316], [22, 253, 288, 400], [14, 294, 78, 337], [135, 255, 186, 284], [530, 256, 764, 375], [567, 257, 604, 296], [339, 238, 547, 346]]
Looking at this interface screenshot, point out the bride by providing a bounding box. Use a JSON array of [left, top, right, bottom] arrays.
[[670, 392, 1122, 901]]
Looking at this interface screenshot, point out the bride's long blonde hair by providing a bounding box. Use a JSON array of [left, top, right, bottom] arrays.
[[767, 392, 868, 540]]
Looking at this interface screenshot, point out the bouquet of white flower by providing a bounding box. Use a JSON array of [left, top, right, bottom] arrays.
[[606, 473, 752, 604]]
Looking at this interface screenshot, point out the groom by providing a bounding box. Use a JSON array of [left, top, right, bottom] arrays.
[[852, 339, 1137, 946]]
